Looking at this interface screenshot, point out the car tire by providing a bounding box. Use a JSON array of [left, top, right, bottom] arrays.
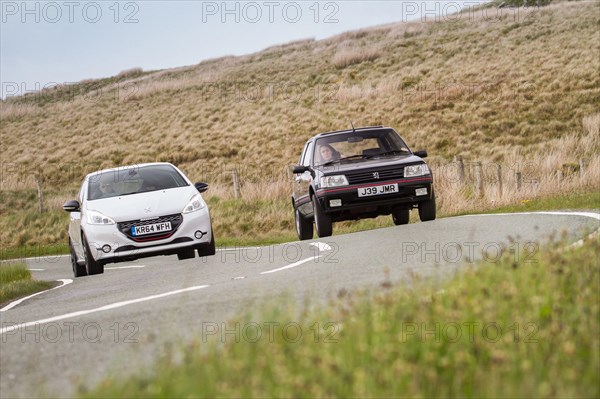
[[82, 234, 104, 275], [418, 190, 436, 222], [312, 196, 332, 238], [392, 208, 410, 225], [177, 248, 196, 260], [70, 239, 87, 278], [295, 208, 313, 240], [197, 229, 216, 257]]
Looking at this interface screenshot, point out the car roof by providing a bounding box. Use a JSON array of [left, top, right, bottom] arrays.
[[85, 162, 177, 178], [311, 125, 390, 140]]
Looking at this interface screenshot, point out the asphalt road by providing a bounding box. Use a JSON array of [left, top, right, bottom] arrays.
[[1, 211, 598, 398]]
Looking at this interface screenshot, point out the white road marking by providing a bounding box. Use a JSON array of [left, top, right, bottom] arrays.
[[310, 241, 333, 252], [28, 269, 46, 271], [260, 256, 322, 275], [232, 276, 246, 280], [461, 211, 600, 248], [1, 279, 73, 312], [105, 265, 146, 270], [217, 247, 261, 251], [461, 211, 600, 221], [0, 285, 210, 335]]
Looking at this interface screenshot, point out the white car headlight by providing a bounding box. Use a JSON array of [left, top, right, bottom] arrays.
[[404, 164, 430, 178], [320, 175, 349, 188], [87, 210, 116, 225], [183, 193, 206, 214]]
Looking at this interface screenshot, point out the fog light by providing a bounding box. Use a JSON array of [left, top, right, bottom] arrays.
[[195, 230, 206, 239], [329, 199, 342, 207], [102, 245, 111, 253], [416, 188, 428, 196]]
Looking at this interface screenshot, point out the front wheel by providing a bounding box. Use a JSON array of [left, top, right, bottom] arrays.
[[392, 208, 410, 225], [295, 208, 313, 240], [418, 190, 436, 222], [82, 234, 104, 275], [197, 229, 216, 257], [313, 196, 332, 238], [70, 239, 87, 278], [177, 248, 195, 260]]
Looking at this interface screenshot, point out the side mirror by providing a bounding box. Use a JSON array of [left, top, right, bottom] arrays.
[[293, 165, 309, 174], [194, 182, 209, 193], [63, 200, 80, 212], [413, 150, 428, 158]]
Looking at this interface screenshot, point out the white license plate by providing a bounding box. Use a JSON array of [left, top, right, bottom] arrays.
[[131, 221, 172, 236], [357, 184, 399, 197]]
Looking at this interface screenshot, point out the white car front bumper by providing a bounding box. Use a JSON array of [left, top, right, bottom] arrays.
[[82, 207, 212, 262]]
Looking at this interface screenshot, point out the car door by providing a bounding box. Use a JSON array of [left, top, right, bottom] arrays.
[[293, 140, 314, 217]]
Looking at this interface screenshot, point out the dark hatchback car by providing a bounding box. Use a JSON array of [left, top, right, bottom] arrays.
[[292, 126, 435, 239]]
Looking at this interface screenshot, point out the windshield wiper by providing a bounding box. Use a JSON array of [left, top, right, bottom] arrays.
[[118, 191, 141, 196], [366, 150, 409, 159], [322, 154, 367, 166]]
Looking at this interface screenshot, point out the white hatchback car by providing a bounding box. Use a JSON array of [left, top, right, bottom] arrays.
[[63, 163, 215, 277]]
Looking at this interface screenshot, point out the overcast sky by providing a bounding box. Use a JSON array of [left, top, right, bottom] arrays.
[[1, 1, 489, 98]]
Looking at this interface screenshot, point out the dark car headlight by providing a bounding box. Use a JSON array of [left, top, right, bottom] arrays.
[[320, 175, 349, 188], [404, 164, 430, 178]]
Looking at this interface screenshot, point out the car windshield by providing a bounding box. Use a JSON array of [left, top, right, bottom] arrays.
[[87, 164, 189, 200], [313, 129, 411, 166]]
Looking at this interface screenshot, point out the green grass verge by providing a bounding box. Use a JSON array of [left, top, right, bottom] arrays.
[[87, 238, 599, 398], [0, 244, 69, 261], [0, 263, 54, 306], [451, 191, 600, 216]]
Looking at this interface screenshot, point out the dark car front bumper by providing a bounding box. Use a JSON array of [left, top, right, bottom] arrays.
[[315, 176, 433, 220]]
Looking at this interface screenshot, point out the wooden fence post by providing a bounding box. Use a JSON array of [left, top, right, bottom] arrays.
[[474, 162, 484, 198], [515, 172, 522, 191], [496, 164, 503, 196], [231, 169, 241, 199], [557, 170, 564, 183], [454, 156, 465, 184], [34, 176, 44, 213], [579, 159, 586, 178]]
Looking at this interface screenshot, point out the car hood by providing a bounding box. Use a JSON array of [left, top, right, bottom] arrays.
[[317, 154, 425, 174], [86, 186, 199, 222]]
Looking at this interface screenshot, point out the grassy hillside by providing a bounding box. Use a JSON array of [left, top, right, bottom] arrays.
[[1, 0, 599, 251]]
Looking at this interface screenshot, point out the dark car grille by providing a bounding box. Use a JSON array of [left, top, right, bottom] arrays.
[[345, 167, 404, 185], [118, 213, 183, 242]]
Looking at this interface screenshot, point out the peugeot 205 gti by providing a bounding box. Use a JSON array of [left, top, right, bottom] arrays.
[[63, 162, 215, 277], [292, 126, 435, 239]]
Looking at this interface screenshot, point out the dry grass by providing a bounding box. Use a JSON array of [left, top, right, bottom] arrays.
[[333, 45, 383, 69], [0, 102, 42, 121], [0, 0, 599, 249]]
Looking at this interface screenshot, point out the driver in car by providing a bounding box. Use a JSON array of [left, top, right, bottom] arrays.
[[319, 144, 341, 163], [97, 182, 115, 198]]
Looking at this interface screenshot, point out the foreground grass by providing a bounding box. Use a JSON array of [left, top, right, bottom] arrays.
[[0, 263, 54, 306], [87, 239, 599, 398]]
